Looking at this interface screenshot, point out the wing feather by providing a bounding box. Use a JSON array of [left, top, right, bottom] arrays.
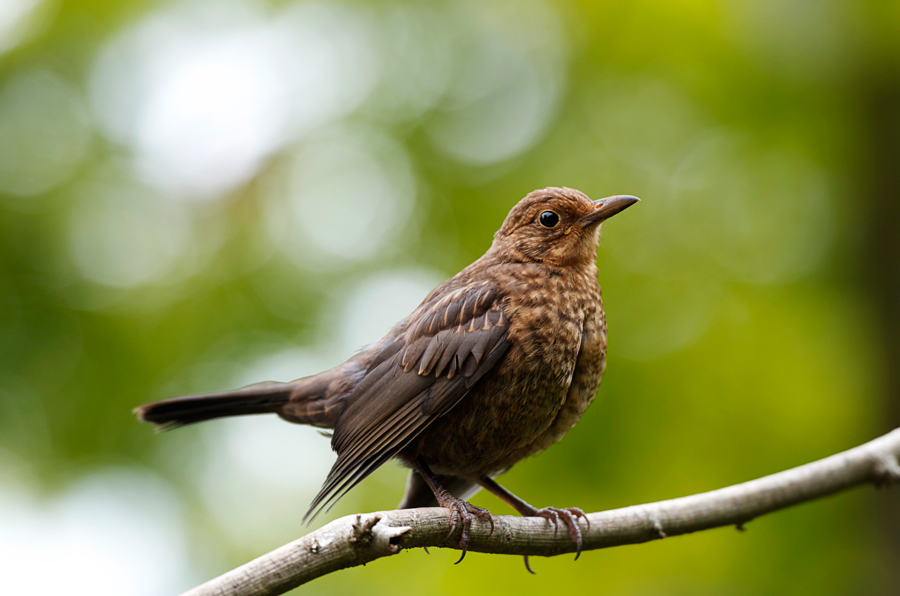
[[433, 331, 466, 378], [303, 282, 510, 521]]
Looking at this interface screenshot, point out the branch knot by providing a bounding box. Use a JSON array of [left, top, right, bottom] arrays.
[[646, 511, 667, 539], [350, 513, 382, 548], [872, 453, 900, 488]]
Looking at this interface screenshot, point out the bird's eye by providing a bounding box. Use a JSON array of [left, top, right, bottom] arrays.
[[538, 210, 560, 228]]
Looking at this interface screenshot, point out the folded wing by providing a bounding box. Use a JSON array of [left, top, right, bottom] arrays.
[[304, 281, 511, 521]]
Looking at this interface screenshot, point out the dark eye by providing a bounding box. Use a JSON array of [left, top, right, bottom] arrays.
[[538, 210, 560, 228]]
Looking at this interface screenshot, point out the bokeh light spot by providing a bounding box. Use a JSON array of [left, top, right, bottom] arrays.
[[424, 0, 567, 165], [266, 130, 416, 270], [67, 169, 193, 287], [0, 0, 44, 55], [89, 0, 379, 200], [0, 69, 92, 200], [0, 467, 191, 596], [335, 268, 446, 352]]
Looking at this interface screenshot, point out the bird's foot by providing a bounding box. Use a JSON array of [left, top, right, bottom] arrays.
[[531, 506, 589, 560], [435, 491, 494, 564]]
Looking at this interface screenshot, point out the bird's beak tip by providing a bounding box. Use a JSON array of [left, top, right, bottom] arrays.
[[581, 194, 640, 226]]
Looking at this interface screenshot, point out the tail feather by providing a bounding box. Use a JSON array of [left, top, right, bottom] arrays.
[[135, 382, 293, 430]]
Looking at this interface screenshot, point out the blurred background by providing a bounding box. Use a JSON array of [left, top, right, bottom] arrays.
[[1, 0, 899, 594]]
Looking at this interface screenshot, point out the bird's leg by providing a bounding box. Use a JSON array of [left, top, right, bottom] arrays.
[[413, 459, 493, 564], [478, 476, 589, 565]]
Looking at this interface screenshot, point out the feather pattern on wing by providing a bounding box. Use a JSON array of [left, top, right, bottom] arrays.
[[304, 281, 511, 521]]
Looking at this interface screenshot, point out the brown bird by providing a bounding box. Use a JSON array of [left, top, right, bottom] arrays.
[[136, 187, 638, 563]]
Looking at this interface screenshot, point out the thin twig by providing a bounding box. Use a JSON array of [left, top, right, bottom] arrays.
[[182, 428, 900, 596]]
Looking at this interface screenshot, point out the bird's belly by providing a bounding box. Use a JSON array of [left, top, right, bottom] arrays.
[[408, 346, 579, 478]]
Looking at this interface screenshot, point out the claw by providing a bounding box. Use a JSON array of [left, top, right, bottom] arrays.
[[445, 507, 460, 542], [435, 493, 494, 563], [523, 555, 536, 574], [533, 506, 587, 560]]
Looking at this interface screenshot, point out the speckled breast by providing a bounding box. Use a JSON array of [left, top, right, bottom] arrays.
[[411, 263, 606, 478]]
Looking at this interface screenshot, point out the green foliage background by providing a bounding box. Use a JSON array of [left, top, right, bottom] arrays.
[[1, 0, 899, 594]]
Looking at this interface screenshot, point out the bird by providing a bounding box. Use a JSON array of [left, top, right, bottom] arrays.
[[135, 187, 639, 564]]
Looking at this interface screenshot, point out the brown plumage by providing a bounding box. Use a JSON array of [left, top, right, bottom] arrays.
[[136, 187, 639, 562]]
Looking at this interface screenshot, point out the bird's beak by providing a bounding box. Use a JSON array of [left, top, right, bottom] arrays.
[[578, 195, 640, 228]]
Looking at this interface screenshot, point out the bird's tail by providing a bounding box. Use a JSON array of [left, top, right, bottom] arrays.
[[137, 363, 357, 431], [135, 382, 300, 430]]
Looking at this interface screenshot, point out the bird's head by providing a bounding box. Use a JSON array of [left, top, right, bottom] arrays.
[[491, 187, 639, 267]]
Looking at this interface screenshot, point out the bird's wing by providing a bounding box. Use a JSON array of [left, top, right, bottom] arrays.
[[304, 280, 511, 521]]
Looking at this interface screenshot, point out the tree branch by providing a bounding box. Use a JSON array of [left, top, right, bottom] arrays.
[[182, 428, 900, 596]]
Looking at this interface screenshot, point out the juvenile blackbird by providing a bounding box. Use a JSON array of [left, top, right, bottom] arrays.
[[136, 187, 639, 561]]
